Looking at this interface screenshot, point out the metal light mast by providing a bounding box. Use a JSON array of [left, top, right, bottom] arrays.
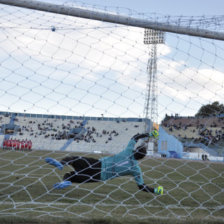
[[144, 29, 164, 131]]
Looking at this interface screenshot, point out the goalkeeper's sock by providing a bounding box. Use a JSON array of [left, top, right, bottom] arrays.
[[53, 181, 72, 189], [154, 186, 164, 195], [45, 157, 63, 170]]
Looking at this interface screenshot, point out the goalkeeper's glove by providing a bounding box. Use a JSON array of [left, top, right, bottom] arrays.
[[150, 130, 159, 139], [154, 186, 163, 195]]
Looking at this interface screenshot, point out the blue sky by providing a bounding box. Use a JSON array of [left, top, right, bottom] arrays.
[[0, 0, 223, 122]]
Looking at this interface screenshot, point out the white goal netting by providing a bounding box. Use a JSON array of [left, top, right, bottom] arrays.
[[0, 0, 223, 222]]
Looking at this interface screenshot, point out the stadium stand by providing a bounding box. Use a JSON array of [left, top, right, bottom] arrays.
[[161, 115, 224, 157], [0, 112, 148, 154], [162, 115, 224, 144]]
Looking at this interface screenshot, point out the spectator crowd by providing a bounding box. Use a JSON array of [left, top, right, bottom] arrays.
[[0, 113, 145, 152], [162, 115, 224, 146]]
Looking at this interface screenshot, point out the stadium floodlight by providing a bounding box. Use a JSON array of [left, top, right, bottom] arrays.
[[144, 29, 165, 44], [143, 29, 164, 130]]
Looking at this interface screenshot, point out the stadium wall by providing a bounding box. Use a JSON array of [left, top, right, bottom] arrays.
[[0, 111, 145, 122], [182, 151, 224, 162]]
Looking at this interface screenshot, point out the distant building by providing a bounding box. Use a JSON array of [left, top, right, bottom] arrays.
[[158, 127, 183, 158]]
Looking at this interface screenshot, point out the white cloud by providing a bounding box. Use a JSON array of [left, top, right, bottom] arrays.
[[0, 4, 224, 119], [157, 58, 224, 106]]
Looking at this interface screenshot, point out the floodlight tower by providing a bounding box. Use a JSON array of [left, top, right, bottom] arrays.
[[144, 29, 164, 131]]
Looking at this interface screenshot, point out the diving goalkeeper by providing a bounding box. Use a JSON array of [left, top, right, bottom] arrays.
[[45, 130, 163, 195]]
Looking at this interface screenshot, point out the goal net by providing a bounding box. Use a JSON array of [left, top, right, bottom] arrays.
[[0, 1, 223, 222]]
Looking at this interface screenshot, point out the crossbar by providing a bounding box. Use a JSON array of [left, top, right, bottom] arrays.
[[0, 0, 224, 41]]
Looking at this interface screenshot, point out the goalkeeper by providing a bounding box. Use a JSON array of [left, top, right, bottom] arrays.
[[45, 130, 163, 195]]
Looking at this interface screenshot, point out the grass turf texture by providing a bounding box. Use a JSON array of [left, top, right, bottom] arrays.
[[0, 149, 223, 224]]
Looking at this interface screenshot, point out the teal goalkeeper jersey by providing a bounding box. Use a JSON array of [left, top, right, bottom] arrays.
[[100, 139, 144, 186]]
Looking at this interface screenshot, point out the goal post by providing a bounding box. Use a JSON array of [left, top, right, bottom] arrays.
[[0, 1, 224, 223], [0, 0, 224, 40]]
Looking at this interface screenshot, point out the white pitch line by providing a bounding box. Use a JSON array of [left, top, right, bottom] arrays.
[[0, 201, 223, 210]]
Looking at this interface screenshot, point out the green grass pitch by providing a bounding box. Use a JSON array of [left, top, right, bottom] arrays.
[[0, 148, 223, 224]]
